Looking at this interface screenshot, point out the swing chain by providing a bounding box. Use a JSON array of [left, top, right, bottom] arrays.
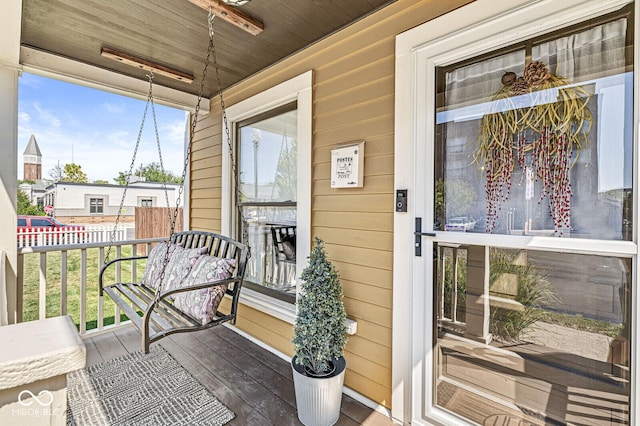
[[151, 10, 216, 301], [105, 71, 157, 264], [170, 11, 214, 237], [148, 76, 174, 225], [210, 13, 247, 243], [208, 9, 215, 38], [104, 10, 243, 305]]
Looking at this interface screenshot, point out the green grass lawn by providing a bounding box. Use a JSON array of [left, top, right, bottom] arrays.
[[21, 247, 146, 331]]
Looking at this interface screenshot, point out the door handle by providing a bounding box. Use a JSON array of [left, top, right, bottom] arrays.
[[414, 231, 437, 237], [414, 217, 435, 257]]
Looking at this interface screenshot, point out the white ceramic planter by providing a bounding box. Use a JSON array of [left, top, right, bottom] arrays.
[[291, 356, 346, 426]]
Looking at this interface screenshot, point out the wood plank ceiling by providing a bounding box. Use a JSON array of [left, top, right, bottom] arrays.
[[20, 0, 395, 98]]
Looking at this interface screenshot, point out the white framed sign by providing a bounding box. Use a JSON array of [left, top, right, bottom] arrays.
[[331, 141, 365, 188]]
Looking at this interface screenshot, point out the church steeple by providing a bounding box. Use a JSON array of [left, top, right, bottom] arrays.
[[23, 134, 42, 181]]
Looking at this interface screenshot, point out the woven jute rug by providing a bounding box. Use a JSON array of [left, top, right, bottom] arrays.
[[67, 345, 235, 426]]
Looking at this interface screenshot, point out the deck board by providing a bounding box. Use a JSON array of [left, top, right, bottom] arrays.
[[194, 327, 297, 405], [171, 331, 301, 426], [159, 335, 273, 425], [81, 324, 395, 426], [83, 337, 103, 366], [89, 330, 128, 361]]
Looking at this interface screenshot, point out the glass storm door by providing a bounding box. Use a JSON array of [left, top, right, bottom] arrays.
[[395, 1, 636, 425]]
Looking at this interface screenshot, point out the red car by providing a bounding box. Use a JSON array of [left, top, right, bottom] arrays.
[[17, 215, 86, 244]]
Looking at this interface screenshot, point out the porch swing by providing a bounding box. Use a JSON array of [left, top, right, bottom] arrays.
[[99, 11, 249, 354]]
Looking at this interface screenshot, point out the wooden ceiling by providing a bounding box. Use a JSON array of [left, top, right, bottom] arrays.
[[20, 0, 395, 99]]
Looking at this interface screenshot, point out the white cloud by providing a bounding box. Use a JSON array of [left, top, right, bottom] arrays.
[[101, 102, 125, 114], [18, 111, 31, 124], [19, 75, 42, 89], [162, 116, 188, 147], [32, 102, 61, 128]]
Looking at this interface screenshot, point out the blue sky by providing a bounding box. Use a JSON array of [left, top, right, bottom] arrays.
[[18, 73, 188, 183]]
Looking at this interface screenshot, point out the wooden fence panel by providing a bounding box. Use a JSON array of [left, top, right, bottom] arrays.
[[135, 207, 183, 254]]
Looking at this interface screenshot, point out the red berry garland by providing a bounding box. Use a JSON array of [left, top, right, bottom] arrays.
[[474, 61, 592, 235]]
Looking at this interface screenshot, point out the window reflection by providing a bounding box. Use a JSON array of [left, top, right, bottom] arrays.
[[237, 104, 297, 301], [435, 246, 630, 425]]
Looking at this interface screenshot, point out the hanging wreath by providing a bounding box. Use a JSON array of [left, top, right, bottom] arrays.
[[473, 61, 592, 235]]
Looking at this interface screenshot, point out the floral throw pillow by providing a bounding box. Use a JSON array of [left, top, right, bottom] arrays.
[[173, 255, 237, 326], [140, 241, 180, 290], [157, 246, 204, 296], [282, 234, 296, 260]]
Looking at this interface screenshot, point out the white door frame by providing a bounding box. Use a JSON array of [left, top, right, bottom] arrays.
[[392, 0, 638, 424]]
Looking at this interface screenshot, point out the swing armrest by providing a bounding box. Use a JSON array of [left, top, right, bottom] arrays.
[[158, 277, 241, 300], [99, 255, 149, 296]]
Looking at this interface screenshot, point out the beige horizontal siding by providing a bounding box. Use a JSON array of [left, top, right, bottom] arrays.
[[342, 279, 393, 309], [332, 261, 393, 290], [314, 228, 393, 251], [191, 156, 222, 171], [188, 0, 473, 409], [345, 368, 392, 407], [190, 217, 220, 232], [235, 304, 296, 357], [314, 194, 394, 213], [190, 177, 220, 190]]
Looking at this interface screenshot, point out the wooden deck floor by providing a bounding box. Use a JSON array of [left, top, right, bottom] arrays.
[[83, 325, 395, 426]]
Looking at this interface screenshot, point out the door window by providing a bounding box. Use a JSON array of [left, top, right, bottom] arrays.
[[435, 16, 632, 240], [432, 8, 633, 425]]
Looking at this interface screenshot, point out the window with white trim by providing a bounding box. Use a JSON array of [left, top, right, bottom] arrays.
[[89, 197, 104, 214], [223, 71, 312, 317], [237, 102, 298, 303]]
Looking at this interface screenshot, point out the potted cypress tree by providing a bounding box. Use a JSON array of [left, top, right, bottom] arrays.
[[292, 237, 348, 426]]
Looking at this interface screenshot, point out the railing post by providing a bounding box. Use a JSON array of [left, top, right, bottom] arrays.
[[38, 252, 47, 320], [464, 245, 492, 344], [16, 253, 23, 323], [439, 247, 446, 320], [452, 247, 459, 323], [80, 249, 87, 334], [98, 248, 104, 330], [115, 245, 122, 326], [131, 244, 137, 282], [60, 251, 68, 315]]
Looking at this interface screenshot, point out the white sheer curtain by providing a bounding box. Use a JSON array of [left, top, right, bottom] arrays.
[[445, 51, 525, 109], [533, 18, 627, 81], [444, 18, 627, 109]]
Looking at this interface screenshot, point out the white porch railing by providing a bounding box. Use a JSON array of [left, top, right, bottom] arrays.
[[16, 237, 162, 336], [437, 244, 467, 334], [17, 224, 131, 248]]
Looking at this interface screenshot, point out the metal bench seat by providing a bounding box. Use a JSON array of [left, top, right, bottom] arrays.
[[100, 231, 249, 353]]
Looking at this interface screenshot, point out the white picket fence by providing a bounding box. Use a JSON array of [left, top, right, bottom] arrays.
[[17, 224, 132, 248]]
